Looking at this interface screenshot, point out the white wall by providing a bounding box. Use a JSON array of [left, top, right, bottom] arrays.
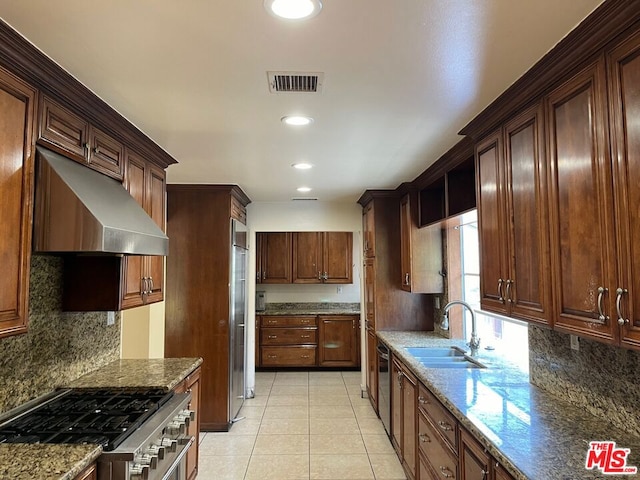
[[121, 301, 165, 359], [246, 201, 365, 394]]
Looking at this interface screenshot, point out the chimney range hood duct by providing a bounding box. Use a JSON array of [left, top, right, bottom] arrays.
[[34, 146, 168, 256]]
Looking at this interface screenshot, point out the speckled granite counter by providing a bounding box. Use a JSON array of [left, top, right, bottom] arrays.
[[0, 444, 101, 480], [377, 331, 640, 480], [259, 302, 360, 316], [66, 357, 203, 391]]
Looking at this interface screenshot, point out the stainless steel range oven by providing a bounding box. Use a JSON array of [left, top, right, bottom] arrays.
[[0, 389, 194, 480]]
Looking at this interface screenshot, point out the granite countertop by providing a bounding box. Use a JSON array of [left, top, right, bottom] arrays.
[[66, 357, 203, 391], [259, 302, 360, 316], [0, 444, 101, 480], [377, 331, 640, 480]]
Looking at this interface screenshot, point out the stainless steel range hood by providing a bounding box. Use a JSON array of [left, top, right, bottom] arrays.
[[33, 146, 169, 255]]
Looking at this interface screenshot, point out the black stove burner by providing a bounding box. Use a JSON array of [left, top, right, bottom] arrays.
[[0, 389, 173, 451]]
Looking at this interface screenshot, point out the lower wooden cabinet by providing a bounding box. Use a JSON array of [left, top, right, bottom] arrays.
[[74, 463, 96, 480], [460, 428, 491, 480], [257, 315, 359, 368], [173, 366, 201, 480], [418, 410, 458, 480], [391, 357, 418, 480], [366, 328, 378, 412]]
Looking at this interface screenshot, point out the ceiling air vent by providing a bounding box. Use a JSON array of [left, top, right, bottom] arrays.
[[291, 197, 318, 201], [268, 71, 324, 93]]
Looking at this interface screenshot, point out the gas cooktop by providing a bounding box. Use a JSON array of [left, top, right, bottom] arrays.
[[0, 389, 174, 451]]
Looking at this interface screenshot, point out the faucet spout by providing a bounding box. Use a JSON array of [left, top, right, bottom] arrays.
[[443, 300, 480, 355]]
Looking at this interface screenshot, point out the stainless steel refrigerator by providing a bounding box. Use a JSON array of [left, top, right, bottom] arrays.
[[230, 219, 247, 422]]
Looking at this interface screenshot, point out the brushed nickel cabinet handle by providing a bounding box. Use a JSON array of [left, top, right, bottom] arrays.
[[300, 335, 311, 339], [506, 279, 513, 303], [437, 420, 453, 431], [93, 146, 101, 154], [419, 433, 431, 443], [418, 395, 429, 405], [301, 355, 310, 359], [404, 273, 410, 285], [439, 466, 454, 478], [268, 335, 277, 339], [498, 278, 505, 303], [597, 286, 609, 323], [267, 354, 277, 359], [263, 271, 266, 280], [616, 287, 629, 326], [149, 276, 154, 292], [318, 271, 322, 280]]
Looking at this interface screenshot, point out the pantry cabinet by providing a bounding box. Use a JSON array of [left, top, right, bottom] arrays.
[[546, 58, 617, 343], [256, 232, 292, 284], [0, 66, 36, 339], [292, 231, 353, 284], [476, 102, 551, 326], [38, 96, 125, 181]]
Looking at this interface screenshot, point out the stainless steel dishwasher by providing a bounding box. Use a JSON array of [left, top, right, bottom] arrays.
[[376, 341, 391, 436]]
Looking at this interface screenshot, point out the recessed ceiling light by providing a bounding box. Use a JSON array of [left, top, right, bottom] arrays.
[[265, 0, 322, 20], [292, 162, 314, 170], [297, 186, 312, 193], [281, 115, 314, 126]]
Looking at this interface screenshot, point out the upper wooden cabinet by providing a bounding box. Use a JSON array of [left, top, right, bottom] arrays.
[[256, 232, 292, 284], [0, 67, 37, 339], [363, 202, 376, 257], [400, 192, 443, 293], [547, 59, 617, 343], [38, 96, 125, 181], [476, 102, 552, 326], [292, 232, 353, 284], [607, 31, 640, 349], [121, 152, 166, 309]]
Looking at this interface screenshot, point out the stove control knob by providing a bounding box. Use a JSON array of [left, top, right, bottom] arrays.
[[166, 420, 186, 435], [136, 453, 157, 469], [160, 436, 178, 452], [145, 445, 164, 462], [129, 463, 149, 480], [176, 413, 191, 429], [177, 434, 191, 446], [150, 441, 167, 459], [180, 409, 196, 421]]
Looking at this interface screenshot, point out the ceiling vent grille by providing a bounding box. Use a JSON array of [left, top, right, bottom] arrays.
[[291, 197, 318, 201], [268, 72, 324, 93]]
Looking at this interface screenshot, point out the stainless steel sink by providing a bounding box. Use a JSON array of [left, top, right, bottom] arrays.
[[404, 346, 486, 369], [404, 346, 466, 357]]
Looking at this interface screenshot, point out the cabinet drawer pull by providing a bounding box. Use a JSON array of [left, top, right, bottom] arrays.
[[301, 319, 310, 324], [505, 279, 513, 303], [268, 335, 277, 339], [439, 466, 454, 478], [267, 354, 277, 359], [300, 355, 310, 359], [437, 420, 453, 431], [404, 273, 410, 285], [267, 320, 277, 325], [419, 433, 431, 443], [498, 278, 505, 303], [616, 287, 629, 325], [597, 286, 609, 323], [417, 395, 429, 405], [149, 276, 154, 292], [300, 335, 311, 339]]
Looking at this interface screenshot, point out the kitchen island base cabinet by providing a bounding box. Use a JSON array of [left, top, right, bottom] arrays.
[[173, 366, 201, 480], [318, 315, 359, 367]]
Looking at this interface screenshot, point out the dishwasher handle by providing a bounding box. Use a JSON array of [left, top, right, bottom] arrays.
[[376, 344, 389, 360]]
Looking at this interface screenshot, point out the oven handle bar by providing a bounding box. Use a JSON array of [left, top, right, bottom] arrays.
[[160, 435, 194, 480]]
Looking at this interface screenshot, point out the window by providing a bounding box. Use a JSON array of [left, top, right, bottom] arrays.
[[454, 210, 529, 371]]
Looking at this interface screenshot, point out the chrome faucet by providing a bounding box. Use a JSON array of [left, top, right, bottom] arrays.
[[443, 300, 480, 355]]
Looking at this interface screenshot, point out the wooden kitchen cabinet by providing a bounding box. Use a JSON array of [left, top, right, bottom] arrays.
[[546, 59, 617, 343], [460, 428, 491, 480], [391, 357, 417, 480], [256, 232, 292, 284], [38, 96, 124, 180], [0, 53, 37, 341], [259, 315, 318, 367], [366, 328, 378, 411], [292, 232, 353, 284], [400, 192, 443, 294], [318, 315, 359, 367], [607, 30, 640, 349], [74, 463, 97, 480], [363, 202, 376, 257], [174, 366, 201, 480], [476, 102, 552, 326], [121, 151, 166, 308]]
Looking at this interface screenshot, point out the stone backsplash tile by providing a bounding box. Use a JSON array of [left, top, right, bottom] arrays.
[[529, 324, 640, 437], [0, 256, 120, 414]]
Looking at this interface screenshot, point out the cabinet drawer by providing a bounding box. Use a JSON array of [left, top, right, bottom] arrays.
[[418, 384, 458, 452], [262, 328, 317, 345], [261, 316, 317, 327], [418, 410, 458, 479], [261, 346, 316, 366]]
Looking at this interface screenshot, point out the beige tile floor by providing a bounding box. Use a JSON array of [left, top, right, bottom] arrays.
[[197, 370, 407, 480]]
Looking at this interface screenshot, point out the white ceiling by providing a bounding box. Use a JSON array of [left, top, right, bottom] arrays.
[[1, 1, 603, 202]]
